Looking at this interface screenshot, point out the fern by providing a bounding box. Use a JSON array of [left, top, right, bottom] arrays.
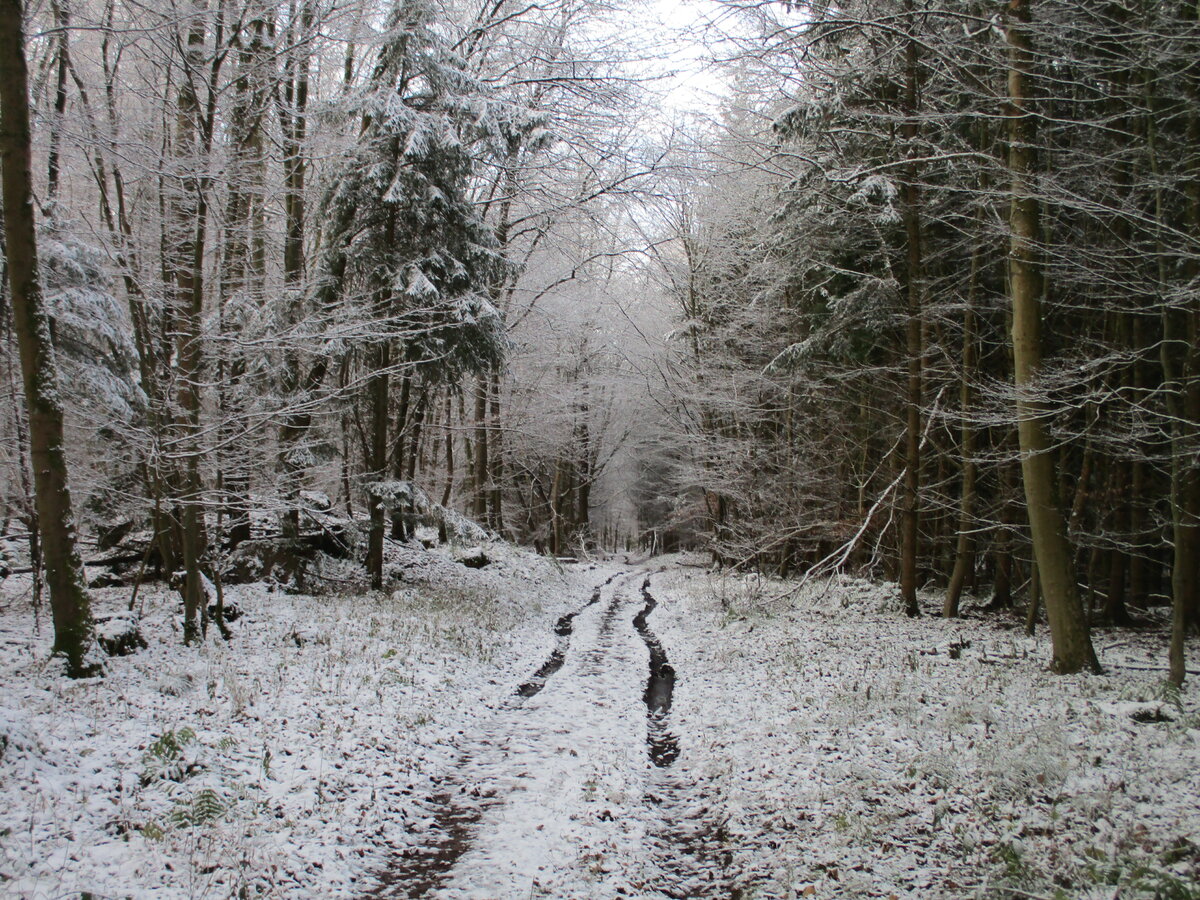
[[166, 788, 228, 828], [141, 727, 202, 784], [144, 727, 196, 761]]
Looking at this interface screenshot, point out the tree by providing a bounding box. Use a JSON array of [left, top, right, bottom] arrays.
[[0, 0, 100, 677], [317, 0, 506, 587], [1004, 0, 1099, 675]]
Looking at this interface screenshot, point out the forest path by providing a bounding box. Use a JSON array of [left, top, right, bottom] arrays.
[[368, 566, 732, 899]]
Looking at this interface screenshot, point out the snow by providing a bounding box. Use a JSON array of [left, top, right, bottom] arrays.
[[2, 551, 1198, 898], [652, 563, 1200, 899], [0, 543, 594, 898]]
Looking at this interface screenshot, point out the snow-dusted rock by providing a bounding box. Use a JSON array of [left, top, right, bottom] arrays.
[[455, 546, 490, 569], [95, 612, 147, 656]]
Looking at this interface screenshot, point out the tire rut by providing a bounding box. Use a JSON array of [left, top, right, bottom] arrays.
[[366, 570, 624, 898], [516, 571, 622, 698], [633, 576, 679, 767], [637, 574, 739, 900]]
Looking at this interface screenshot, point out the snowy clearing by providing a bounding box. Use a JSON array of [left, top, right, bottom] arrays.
[[0, 543, 604, 898], [654, 561, 1200, 899], [1, 549, 1198, 899]]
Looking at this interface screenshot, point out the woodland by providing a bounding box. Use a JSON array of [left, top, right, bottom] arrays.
[[0, 0, 1198, 682], [2, 1, 1200, 897]]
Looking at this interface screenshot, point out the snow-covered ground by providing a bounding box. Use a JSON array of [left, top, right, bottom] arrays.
[[2, 547, 1198, 899], [0, 541, 611, 898], [654, 561, 1200, 899]]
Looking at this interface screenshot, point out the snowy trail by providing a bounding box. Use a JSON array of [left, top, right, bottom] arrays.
[[368, 569, 733, 899]]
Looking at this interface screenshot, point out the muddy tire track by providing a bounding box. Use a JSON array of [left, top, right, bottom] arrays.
[[637, 575, 738, 900], [633, 576, 679, 767], [517, 571, 622, 698], [367, 779, 498, 899], [367, 570, 623, 898]]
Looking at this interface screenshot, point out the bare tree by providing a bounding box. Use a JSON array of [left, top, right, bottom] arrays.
[[0, 0, 99, 676]]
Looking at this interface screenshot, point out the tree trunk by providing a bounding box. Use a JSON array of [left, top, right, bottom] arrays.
[[1025, 558, 1040, 635], [171, 10, 216, 646], [0, 0, 99, 676], [217, 3, 269, 552], [472, 376, 488, 522], [487, 368, 504, 532], [405, 388, 429, 482], [46, 0, 69, 203], [276, 0, 313, 543], [1103, 459, 1131, 625], [1006, 0, 1100, 674], [1146, 37, 1197, 685], [992, 526, 1013, 609], [944, 240, 981, 617], [441, 390, 455, 508], [899, 0, 923, 618], [390, 373, 412, 539], [366, 340, 390, 589]]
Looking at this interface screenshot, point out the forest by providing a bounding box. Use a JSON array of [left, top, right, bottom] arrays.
[[1, 0, 1199, 896]]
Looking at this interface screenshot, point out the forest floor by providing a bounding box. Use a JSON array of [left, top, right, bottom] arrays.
[[1, 543, 1198, 899]]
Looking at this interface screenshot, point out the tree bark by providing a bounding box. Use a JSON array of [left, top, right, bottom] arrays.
[[0, 0, 99, 676], [366, 339, 390, 589], [944, 240, 981, 617], [487, 368, 504, 532], [1145, 33, 1197, 685], [899, 0, 923, 618], [217, 2, 270, 552], [276, 0, 314, 543], [171, 8, 217, 645], [472, 376, 489, 522], [1006, 0, 1100, 674]]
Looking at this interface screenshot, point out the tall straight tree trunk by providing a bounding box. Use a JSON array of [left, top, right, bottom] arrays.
[[549, 459, 564, 555], [170, 9, 218, 645], [277, 0, 314, 543], [45, 0, 69, 203], [1173, 18, 1200, 673], [487, 368, 504, 532], [574, 398, 592, 540], [0, 0, 99, 676], [217, 2, 269, 551], [1005, 0, 1100, 674], [405, 388, 429, 482], [389, 373, 412, 539], [899, 0, 923, 618], [1128, 317, 1150, 608], [366, 340, 391, 589], [472, 376, 489, 522], [1162, 277, 1198, 687], [441, 390, 455, 508], [1145, 41, 1198, 685], [1, 301, 42, 613], [944, 245, 980, 617], [992, 524, 1013, 609]]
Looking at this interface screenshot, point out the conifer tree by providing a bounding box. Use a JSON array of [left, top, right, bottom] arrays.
[[317, 0, 505, 586]]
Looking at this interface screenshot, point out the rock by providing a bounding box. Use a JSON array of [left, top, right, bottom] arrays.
[[96, 519, 137, 552], [300, 490, 333, 512], [95, 613, 147, 657], [455, 547, 490, 569], [207, 601, 245, 623], [89, 570, 124, 588]]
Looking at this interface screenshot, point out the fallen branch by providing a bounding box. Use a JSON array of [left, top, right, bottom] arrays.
[[772, 386, 947, 603]]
